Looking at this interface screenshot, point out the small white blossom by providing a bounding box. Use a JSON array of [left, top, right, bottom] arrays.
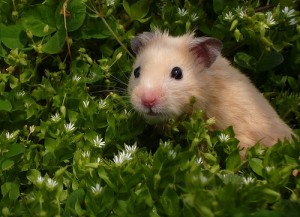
[[73, 75, 82, 82], [195, 157, 203, 165], [236, 6, 247, 18], [106, 0, 114, 7], [51, 113, 61, 122], [124, 143, 137, 153], [162, 141, 170, 148], [29, 125, 35, 134], [113, 150, 132, 166], [17, 91, 26, 97], [257, 149, 265, 155], [289, 18, 297, 25], [93, 136, 105, 148], [265, 12, 276, 27], [178, 8, 187, 16], [83, 100, 90, 108], [96, 157, 102, 163], [242, 177, 255, 185], [6, 132, 15, 140], [98, 99, 107, 108], [91, 183, 103, 195], [36, 176, 44, 184], [218, 133, 230, 142], [265, 166, 274, 173], [224, 11, 234, 21], [200, 176, 209, 184], [82, 151, 90, 158], [191, 13, 198, 21], [64, 122, 75, 132], [168, 150, 176, 159], [46, 178, 58, 189], [282, 7, 295, 18]]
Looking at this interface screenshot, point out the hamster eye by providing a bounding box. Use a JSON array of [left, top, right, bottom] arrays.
[[170, 67, 183, 80], [133, 66, 141, 78]]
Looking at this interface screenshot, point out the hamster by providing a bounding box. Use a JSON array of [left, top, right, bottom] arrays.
[[128, 30, 294, 157]]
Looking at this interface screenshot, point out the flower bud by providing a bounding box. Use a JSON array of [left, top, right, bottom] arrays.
[[230, 19, 239, 31], [43, 25, 49, 33]]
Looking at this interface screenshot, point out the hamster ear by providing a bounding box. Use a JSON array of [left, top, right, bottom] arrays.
[[131, 32, 155, 55], [190, 37, 223, 67]]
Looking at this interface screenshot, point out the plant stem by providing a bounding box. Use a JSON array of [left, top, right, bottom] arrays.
[[100, 16, 135, 59]]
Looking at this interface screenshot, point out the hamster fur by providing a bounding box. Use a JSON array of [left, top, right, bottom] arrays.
[[128, 30, 294, 157]]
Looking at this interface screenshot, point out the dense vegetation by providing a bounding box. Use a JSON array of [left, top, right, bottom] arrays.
[[0, 0, 299, 216]]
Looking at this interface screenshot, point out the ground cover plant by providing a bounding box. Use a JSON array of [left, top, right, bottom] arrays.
[[0, 0, 300, 216]]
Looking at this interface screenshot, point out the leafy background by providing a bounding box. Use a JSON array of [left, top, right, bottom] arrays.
[[0, 0, 299, 216]]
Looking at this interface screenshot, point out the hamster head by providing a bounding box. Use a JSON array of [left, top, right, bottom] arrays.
[[128, 30, 222, 123]]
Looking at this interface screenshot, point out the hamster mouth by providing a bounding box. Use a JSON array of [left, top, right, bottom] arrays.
[[147, 108, 159, 116]]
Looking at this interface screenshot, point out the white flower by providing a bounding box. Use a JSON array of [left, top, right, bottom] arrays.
[[265, 12, 276, 27], [93, 136, 105, 148], [6, 132, 15, 140], [236, 6, 247, 18], [113, 150, 132, 166], [17, 91, 26, 97], [242, 177, 255, 185], [265, 166, 274, 173], [46, 178, 58, 189], [64, 122, 75, 132], [106, 0, 115, 7], [36, 176, 44, 184], [257, 149, 265, 155], [98, 99, 107, 108], [29, 125, 35, 134], [82, 151, 90, 158], [289, 18, 297, 25], [218, 133, 230, 142], [191, 13, 198, 21], [96, 157, 102, 163], [83, 100, 90, 108], [195, 157, 203, 165], [162, 141, 170, 148], [73, 75, 82, 82], [51, 113, 61, 122], [124, 143, 137, 153], [200, 176, 208, 184], [168, 150, 176, 159], [282, 7, 295, 18], [224, 11, 234, 21], [91, 183, 103, 195], [178, 8, 187, 16]]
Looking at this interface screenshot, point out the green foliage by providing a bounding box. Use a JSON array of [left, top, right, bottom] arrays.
[[0, 0, 299, 216]]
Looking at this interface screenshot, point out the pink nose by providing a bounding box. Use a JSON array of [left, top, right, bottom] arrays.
[[141, 92, 157, 107]]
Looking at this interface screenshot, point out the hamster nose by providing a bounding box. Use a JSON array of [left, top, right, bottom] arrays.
[[141, 92, 157, 107]]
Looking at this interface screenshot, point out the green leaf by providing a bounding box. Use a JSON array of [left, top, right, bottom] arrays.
[[123, 0, 150, 20], [249, 158, 263, 176], [256, 51, 284, 72], [1, 159, 14, 171], [0, 99, 12, 111], [234, 52, 257, 70], [0, 23, 27, 49], [22, 4, 56, 37], [42, 29, 66, 54], [226, 149, 241, 171], [1, 181, 20, 201], [98, 167, 117, 190], [5, 143, 25, 158], [66, 188, 86, 215], [160, 187, 180, 216], [55, 0, 86, 32], [213, 0, 226, 13]]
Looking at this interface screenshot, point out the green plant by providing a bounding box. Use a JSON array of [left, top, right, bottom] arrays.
[[0, 0, 299, 216]]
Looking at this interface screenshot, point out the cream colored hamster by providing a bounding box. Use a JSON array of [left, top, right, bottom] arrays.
[[128, 30, 294, 156]]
